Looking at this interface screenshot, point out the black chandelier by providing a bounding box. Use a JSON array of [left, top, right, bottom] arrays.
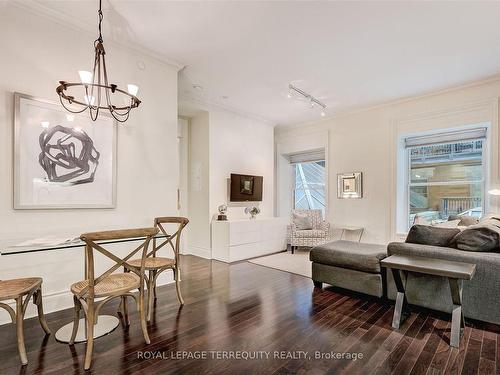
[[56, 0, 141, 123]]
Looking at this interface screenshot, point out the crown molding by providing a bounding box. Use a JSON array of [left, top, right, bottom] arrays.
[[9, 0, 185, 71], [277, 73, 500, 133], [178, 94, 276, 127]]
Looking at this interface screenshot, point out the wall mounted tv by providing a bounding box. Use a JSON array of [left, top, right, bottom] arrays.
[[230, 173, 263, 202]]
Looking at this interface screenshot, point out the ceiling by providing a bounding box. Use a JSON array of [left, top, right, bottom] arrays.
[[27, 1, 500, 126]]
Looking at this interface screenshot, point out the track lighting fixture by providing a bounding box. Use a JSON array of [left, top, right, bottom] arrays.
[[287, 84, 327, 117]]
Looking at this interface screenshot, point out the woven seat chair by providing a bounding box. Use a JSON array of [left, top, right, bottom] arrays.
[[0, 277, 51, 365], [125, 217, 188, 321], [69, 227, 158, 370]]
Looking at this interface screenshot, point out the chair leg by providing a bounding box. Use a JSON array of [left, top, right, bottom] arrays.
[[15, 297, 28, 365], [121, 296, 130, 326], [153, 271, 158, 300], [139, 287, 151, 344], [69, 296, 81, 345], [33, 288, 51, 335], [174, 268, 185, 305], [84, 300, 95, 370], [147, 270, 154, 322]]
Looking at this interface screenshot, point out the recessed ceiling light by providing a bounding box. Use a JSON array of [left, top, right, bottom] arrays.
[[192, 85, 203, 91], [222, 96, 228, 100]]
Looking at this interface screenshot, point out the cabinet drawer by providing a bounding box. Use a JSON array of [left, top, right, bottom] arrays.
[[230, 230, 261, 246]]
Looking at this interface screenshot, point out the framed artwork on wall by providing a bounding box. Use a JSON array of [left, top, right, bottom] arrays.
[[14, 92, 117, 209], [337, 172, 363, 199]]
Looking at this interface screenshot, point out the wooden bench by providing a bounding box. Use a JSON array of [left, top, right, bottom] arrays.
[[381, 254, 476, 348]]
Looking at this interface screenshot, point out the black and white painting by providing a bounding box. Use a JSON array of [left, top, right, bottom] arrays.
[[14, 93, 116, 209]]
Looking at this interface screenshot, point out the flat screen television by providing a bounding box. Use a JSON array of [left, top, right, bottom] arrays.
[[230, 173, 263, 202]]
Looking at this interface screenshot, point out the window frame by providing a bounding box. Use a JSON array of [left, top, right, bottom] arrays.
[[292, 160, 327, 213], [401, 132, 490, 228]]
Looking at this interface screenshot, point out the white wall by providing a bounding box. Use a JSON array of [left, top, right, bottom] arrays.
[[187, 111, 211, 258], [0, 5, 179, 323], [276, 78, 500, 244], [209, 109, 274, 219], [182, 104, 275, 258]]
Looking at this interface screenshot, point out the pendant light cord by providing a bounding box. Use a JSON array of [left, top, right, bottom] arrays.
[[96, 0, 103, 44]]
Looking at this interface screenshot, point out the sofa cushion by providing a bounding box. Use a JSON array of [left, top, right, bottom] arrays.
[[310, 240, 387, 273], [448, 215, 479, 227], [293, 213, 313, 230], [452, 221, 500, 252], [405, 225, 460, 247], [294, 229, 325, 238]]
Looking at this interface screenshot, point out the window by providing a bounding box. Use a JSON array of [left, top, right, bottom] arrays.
[[293, 160, 326, 212], [405, 128, 486, 228]]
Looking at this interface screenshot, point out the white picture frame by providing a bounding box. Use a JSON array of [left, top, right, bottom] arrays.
[[14, 92, 117, 209], [337, 172, 363, 199]]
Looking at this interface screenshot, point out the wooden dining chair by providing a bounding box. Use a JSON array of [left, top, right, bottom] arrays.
[[126, 217, 188, 321], [69, 227, 158, 370], [0, 277, 51, 365]]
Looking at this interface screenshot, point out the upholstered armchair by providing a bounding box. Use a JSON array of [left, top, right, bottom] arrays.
[[289, 209, 330, 253]]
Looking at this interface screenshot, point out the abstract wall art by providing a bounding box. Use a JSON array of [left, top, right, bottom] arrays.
[[14, 93, 117, 209]]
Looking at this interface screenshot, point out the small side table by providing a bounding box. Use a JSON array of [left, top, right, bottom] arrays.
[[381, 254, 476, 348], [332, 226, 364, 242]]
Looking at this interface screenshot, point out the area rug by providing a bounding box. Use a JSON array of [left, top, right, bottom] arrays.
[[248, 251, 311, 278]]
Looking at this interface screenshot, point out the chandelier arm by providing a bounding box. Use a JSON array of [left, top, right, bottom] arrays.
[[57, 84, 139, 110], [111, 103, 133, 116], [110, 108, 131, 123], [58, 96, 89, 114], [89, 106, 100, 122]]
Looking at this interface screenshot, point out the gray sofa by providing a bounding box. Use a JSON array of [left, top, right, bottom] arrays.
[[311, 217, 500, 325], [387, 241, 500, 325]]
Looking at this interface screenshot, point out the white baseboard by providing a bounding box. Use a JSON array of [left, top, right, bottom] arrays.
[[185, 245, 211, 259], [0, 275, 174, 326]]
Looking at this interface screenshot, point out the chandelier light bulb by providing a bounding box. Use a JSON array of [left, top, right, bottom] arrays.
[[66, 114, 75, 122], [78, 70, 93, 85], [287, 92, 292, 99], [320, 111, 326, 117], [41, 121, 50, 128], [127, 84, 139, 96]]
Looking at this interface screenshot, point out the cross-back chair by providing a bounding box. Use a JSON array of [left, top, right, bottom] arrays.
[[125, 217, 188, 321], [70, 227, 158, 370], [0, 277, 51, 365]]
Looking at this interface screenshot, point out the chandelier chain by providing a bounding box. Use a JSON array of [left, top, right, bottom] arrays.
[[96, 0, 103, 44]]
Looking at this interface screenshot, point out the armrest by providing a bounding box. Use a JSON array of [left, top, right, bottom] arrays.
[[319, 221, 330, 233]]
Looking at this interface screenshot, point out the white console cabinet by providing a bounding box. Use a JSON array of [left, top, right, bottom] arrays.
[[211, 217, 288, 263]]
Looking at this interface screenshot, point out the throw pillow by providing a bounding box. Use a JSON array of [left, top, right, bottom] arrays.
[[405, 225, 460, 247], [293, 213, 313, 230], [452, 219, 500, 252], [433, 220, 461, 228]]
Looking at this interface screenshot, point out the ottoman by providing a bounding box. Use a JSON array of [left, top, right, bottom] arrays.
[[310, 240, 388, 297]]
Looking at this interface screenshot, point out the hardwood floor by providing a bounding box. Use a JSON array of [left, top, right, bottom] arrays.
[[0, 255, 498, 374]]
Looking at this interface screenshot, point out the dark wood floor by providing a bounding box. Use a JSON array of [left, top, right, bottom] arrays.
[[0, 255, 498, 375]]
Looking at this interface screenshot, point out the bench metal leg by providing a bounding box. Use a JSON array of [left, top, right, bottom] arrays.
[[391, 269, 410, 329], [449, 278, 465, 348]]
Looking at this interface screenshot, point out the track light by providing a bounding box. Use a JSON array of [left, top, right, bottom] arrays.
[[287, 83, 327, 117]]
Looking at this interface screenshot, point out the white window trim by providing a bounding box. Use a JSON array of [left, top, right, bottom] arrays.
[[396, 124, 490, 235]]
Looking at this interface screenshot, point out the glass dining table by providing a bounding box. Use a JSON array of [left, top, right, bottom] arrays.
[[1, 232, 168, 343]]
